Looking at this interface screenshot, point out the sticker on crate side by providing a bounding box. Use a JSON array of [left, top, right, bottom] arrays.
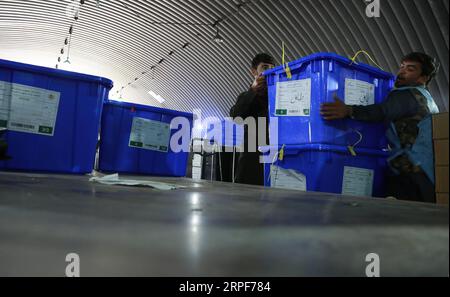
[[345, 79, 375, 106], [270, 165, 307, 191], [129, 117, 171, 153], [0, 81, 11, 129], [0, 81, 60, 136], [275, 78, 311, 117], [342, 166, 374, 197]]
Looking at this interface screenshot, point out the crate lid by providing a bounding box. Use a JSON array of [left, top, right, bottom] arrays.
[[263, 52, 394, 79], [105, 100, 194, 119], [260, 144, 390, 157], [0, 58, 114, 89]]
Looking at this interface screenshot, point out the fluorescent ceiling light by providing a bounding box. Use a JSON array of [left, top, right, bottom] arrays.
[[148, 90, 166, 104], [194, 122, 204, 130]]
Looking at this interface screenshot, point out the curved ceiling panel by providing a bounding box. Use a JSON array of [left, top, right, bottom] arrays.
[[0, 0, 448, 119]]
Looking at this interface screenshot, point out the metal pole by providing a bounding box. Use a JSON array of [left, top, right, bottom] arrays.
[[218, 147, 223, 182], [232, 146, 236, 183], [210, 143, 214, 181]]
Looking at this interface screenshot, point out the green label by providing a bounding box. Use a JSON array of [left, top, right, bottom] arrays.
[[159, 146, 168, 152], [130, 141, 143, 148], [303, 109, 310, 115], [276, 109, 288, 116], [38, 126, 53, 135], [0, 120, 7, 128]]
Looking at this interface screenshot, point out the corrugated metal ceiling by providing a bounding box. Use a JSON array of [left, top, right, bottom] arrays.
[[0, 0, 448, 118]]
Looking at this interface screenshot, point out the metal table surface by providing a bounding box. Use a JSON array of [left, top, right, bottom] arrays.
[[0, 171, 448, 277]]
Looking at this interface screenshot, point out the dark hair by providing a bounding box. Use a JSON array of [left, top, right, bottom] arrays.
[[402, 52, 440, 85], [251, 53, 275, 69]]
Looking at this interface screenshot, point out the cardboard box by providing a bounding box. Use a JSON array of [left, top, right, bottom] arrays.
[[434, 139, 449, 166], [433, 113, 449, 140], [435, 166, 449, 193], [436, 193, 449, 205]]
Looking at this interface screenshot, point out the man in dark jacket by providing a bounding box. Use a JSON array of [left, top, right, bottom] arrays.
[[321, 52, 441, 203], [230, 53, 275, 186], [0, 128, 8, 161]]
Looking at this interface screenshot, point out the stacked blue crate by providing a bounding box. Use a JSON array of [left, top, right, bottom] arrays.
[[262, 53, 395, 197], [0, 58, 113, 174], [98, 100, 194, 177]]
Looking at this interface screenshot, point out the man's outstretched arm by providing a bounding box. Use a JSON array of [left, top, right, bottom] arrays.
[[320, 90, 421, 123]]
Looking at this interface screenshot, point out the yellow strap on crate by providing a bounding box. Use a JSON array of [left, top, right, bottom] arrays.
[[349, 50, 384, 71], [282, 42, 292, 79], [347, 146, 357, 157], [347, 130, 363, 157], [279, 144, 286, 161]]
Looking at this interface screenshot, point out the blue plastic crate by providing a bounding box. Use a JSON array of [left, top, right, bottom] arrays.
[[98, 100, 194, 177], [264, 53, 395, 149], [263, 144, 389, 197], [0, 58, 113, 174]]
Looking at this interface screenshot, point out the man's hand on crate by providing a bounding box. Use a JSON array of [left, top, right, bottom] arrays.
[[0, 129, 9, 161], [320, 93, 354, 120], [0, 141, 7, 160]]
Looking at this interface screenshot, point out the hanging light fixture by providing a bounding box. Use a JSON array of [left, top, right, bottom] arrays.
[[213, 24, 224, 44], [64, 25, 74, 64]]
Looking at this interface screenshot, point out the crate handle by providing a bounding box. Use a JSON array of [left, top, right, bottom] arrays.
[[349, 50, 384, 71], [348, 129, 364, 156], [267, 144, 286, 184]]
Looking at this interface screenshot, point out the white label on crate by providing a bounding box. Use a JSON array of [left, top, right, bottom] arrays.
[[0, 81, 60, 136], [275, 78, 311, 117], [345, 79, 375, 106], [0, 81, 11, 129], [342, 166, 374, 197], [270, 165, 307, 191], [129, 117, 171, 153]]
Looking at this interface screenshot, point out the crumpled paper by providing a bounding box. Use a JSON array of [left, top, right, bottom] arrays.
[[89, 173, 182, 191]]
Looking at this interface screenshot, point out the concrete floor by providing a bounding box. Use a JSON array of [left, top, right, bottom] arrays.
[[0, 171, 448, 277]]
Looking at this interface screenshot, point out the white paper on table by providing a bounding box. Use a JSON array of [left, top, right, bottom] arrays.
[[89, 173, 183, 191]]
